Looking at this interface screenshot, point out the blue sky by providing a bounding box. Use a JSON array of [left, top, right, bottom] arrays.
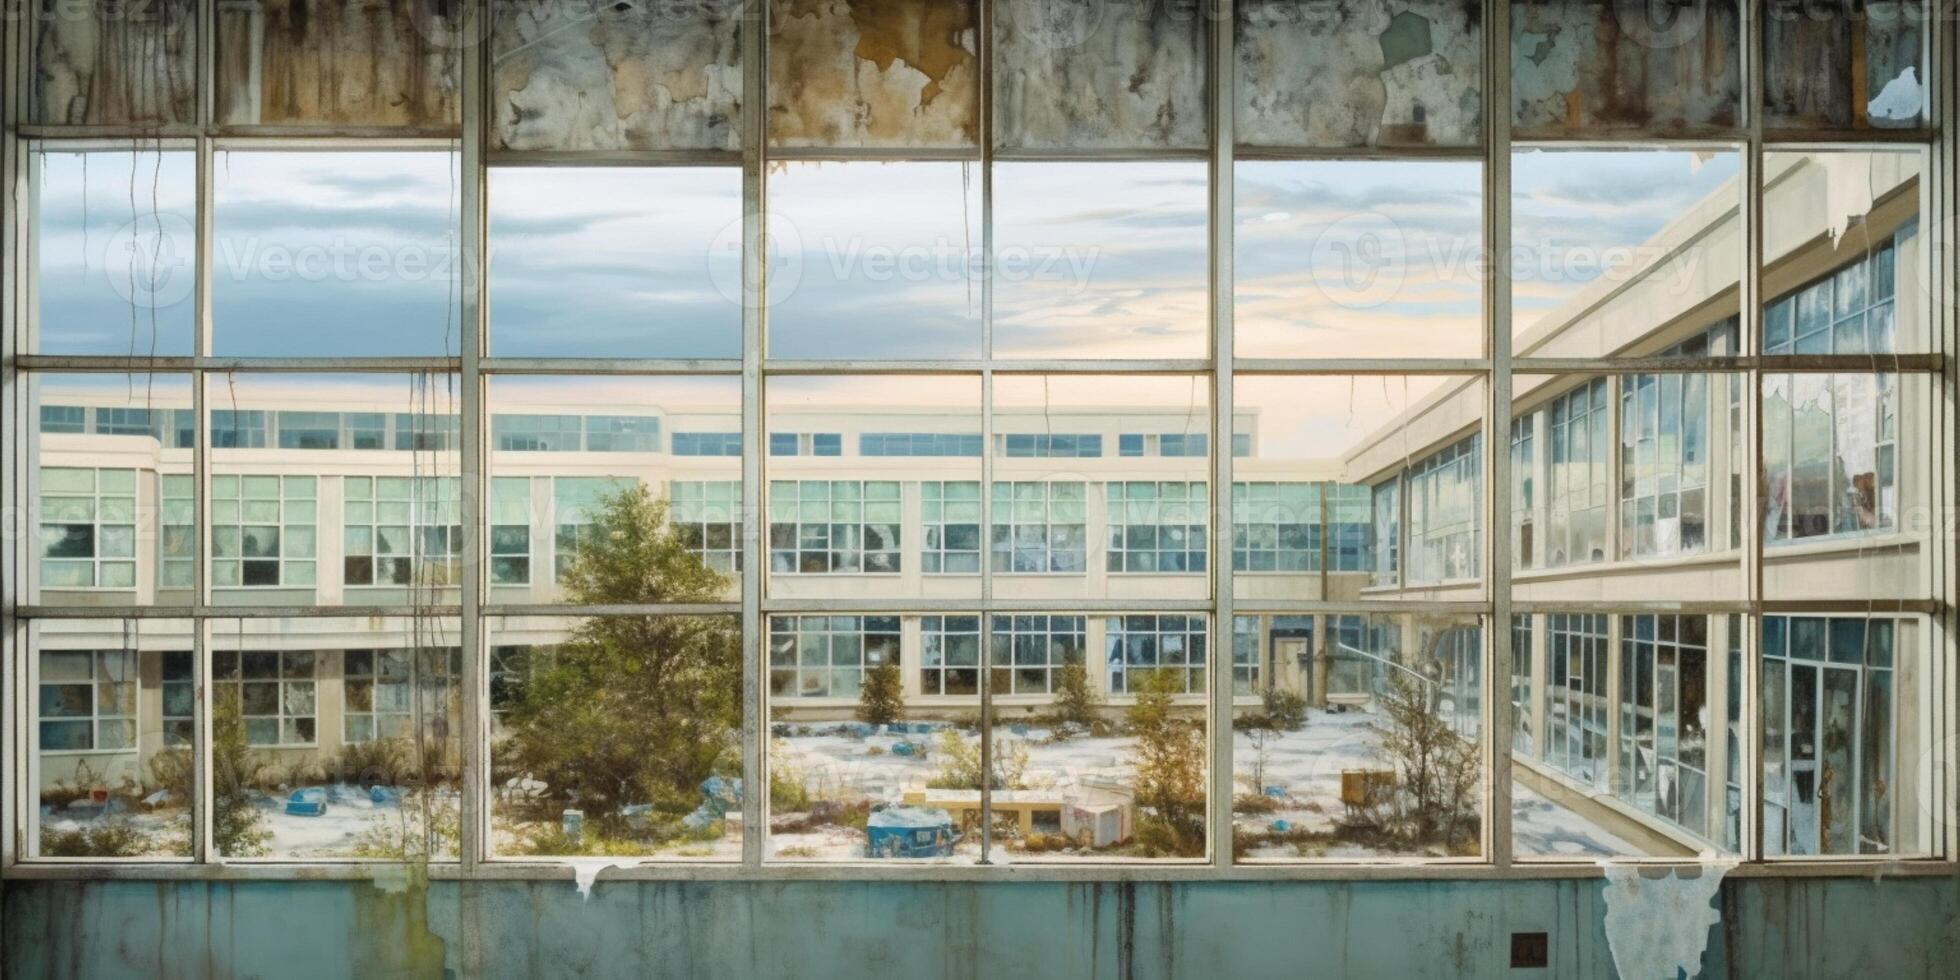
[[31, 148, 1748, 457]]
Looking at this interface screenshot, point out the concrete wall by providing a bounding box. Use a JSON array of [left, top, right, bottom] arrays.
[[5, 875, 1957, 978]]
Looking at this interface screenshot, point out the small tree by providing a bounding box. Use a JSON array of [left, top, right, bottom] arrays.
[[1050, 660, 1102, 736], [1374, 670, 1478, 850], [1126, 669, 1205, 856], [856, 659, 904, 727], [211, 691, 270, 857], [501, 484, 741, 838]]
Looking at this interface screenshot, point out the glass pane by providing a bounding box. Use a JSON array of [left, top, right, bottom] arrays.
[[1511, 612, 1733, 859], [1764, 0, 1927, 130], [1234, 375, 1477, 596], [491, 0, 742, 151], [32, 373, 194, 608], [1236, 0, 1483, 149], [32, 149, 198, 355], [1512, 149, 1742, 351], [489, 375, 742, 603], [992, 375, 1210, 603], [215, 0, 462, 127], [766, 376, 980, 598], [208, 373, 460, 606], [1511, 0, 1740, 138], [1237, 613, 1483, 860], [31, 619, 195, 860], [1762, 373, 1927, 601], [489, 167, 742, 357], [992, 0, 1205, 150], [30, 0, 197, 126], [979, 612, 1209, 862], [1764, 150, 1925, 352], [1235, 159, 1483, 358], [213, 151, 461, 356], [490, 615, 742, 860], [214, 616, 462, 860], [991, 162, 1207, 359], [768, 0, 979, 149], [765, 161, 981, 359]]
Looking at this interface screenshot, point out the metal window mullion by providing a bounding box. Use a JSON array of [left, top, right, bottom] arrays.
[[1208, 0, 1236, 872], [457, 0, 488, 873], [739, 0, 767, 870], [191, 0, 218, 859], [0, 0, 24, 870], [1739, 0, 1767, 865], [1485, 0, 1516, 869], [977, 0, 996, 867]]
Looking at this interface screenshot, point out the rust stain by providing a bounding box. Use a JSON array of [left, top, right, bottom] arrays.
[[769, 0, 977, 148]]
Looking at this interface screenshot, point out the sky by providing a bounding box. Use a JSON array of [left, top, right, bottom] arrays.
[[31, 147, 1754, 462]]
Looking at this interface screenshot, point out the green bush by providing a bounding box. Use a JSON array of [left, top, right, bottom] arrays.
[[856, 659, 904, 727], [39, 821, 155, 858]]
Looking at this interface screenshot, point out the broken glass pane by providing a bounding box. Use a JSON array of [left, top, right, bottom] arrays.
[[1512, 0, 1741, 138], [1237, 0, 1483, 149], [214, 0, 462, 128], [992, 0, 1206, 151], [1764, 0, 1926, 130], [769, 0, 979, 150], [491, 0, 743, 151], [30, 0, 198, 126]]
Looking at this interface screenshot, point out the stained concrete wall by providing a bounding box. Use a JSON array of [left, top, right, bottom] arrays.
[[5, 876, 1957, 978]]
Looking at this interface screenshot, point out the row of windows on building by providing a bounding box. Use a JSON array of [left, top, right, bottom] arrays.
[[45, 407, 1249, 459], [38, 470, 1375, 590], [1509, 613, 1902, 857]]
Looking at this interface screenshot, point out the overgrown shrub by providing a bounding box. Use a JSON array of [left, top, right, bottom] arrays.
[[1126, 669, 1205, 857], [1372, 670, 1479, 852], [856, 659, 904, 727], [926, 729, 1028, 791], [1049, 661, 1103, 736], [211, 692, 271, 857], [39, 821, 155, 858]]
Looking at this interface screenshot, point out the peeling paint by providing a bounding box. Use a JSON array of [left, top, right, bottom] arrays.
[[768, 0, 979, 149], [1236, 0, 1483, 149], [30, 0, 198, 126], [215, 1, 461, 127], [1599, 857, 1735, 980], [991, 0, 1206, 151], [1510, 0, 1740, 138], [1764, 0, 1925, 129], [492, 0, 743, 152]]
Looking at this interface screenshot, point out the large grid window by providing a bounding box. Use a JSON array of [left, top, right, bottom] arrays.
[[37, 467, 136, 589], [1406, 436, 1481, 584], [767, 616, 901, 700], [1544, 614, 1609, 791], [343, 648, 461, 744], [214, 650, 317, 747], [1618, 615, 1711, 839], [210, 475, 317, 588], [1105, 481, 1207, 574], [343, 476, 463, 587], [671, 480, 742, 574], [552, 477, 632, 581], [1106, 615, 1208, 695], [38, 650, 137, 752], [920, 481, 982, 574], [989, 615, 1087, 696], [921, 615, 983, 696], [767, 480, 902, 574], [990, 481, 1087, 573], [7, 6, 1946, 878], [1547, 380, 1607, 568]]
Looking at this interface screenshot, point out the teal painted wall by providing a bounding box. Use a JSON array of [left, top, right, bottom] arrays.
[[5, 876, 1958, 978]]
